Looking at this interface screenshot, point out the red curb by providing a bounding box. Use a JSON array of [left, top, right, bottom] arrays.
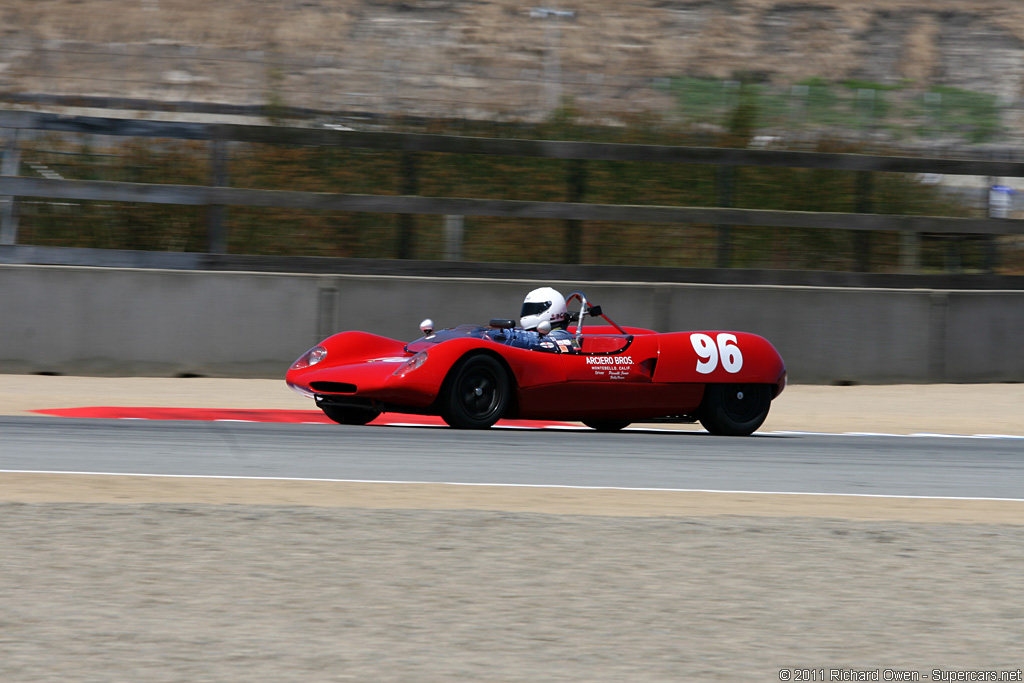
[[30, 407, 574, 429]]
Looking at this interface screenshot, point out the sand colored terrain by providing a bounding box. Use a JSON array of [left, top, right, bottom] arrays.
[[2, 503, 1022, 682]]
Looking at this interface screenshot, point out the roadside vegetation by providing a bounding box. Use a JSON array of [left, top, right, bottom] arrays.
[[659, 77, 1003, 144], [12, 102, 1014, 274]]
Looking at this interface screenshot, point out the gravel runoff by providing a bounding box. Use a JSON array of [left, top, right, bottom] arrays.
[[2, 503, 1023, 683]]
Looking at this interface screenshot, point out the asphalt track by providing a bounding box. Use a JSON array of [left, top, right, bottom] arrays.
[[2, 416, 1021, 499]]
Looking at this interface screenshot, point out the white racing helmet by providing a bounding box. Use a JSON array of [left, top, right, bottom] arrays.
[[520, 287, 567, 330]]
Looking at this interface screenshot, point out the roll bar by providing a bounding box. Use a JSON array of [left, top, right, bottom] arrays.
[[564, 291, 626, 337]]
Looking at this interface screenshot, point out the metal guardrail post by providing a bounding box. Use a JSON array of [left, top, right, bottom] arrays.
[[984, 175, 1005, 273], [564, 158, 586, 264], [899, 232, 921, 273], [0, 130, 21, 246], [715, 164, 735, 268], [854, 170, 873, 272], [207, 136, 229, 254], [443, 214, 464, 261], [398, 151, 418, 259]]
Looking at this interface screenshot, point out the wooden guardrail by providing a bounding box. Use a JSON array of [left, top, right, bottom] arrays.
[[2, 111, 1022, 269]]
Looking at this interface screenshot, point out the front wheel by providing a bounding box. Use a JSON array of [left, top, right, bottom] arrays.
[[440, 354, 510, 429], [320, 404, 380, 426], [698, 384, 771, 436]]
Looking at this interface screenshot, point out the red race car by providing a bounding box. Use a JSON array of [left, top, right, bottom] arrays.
[[286, 292, 786, 435]]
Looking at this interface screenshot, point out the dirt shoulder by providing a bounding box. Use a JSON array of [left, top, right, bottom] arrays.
[[4, 504, 1021, 682]]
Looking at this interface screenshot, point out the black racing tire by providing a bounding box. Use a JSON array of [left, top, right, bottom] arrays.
[[320, 404, 380, 426], [582, 419, 631, 432], [698, 383, 772, 436], [440, 354, 510, 429]]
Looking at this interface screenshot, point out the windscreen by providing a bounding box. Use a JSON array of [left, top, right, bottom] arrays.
[[404, 324, 490, 353]]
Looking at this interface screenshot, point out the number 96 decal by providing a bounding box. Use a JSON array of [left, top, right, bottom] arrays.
[[689, 333, 743, 374]]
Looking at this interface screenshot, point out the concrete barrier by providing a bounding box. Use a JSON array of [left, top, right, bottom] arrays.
[[1, 264, 1021, 383]]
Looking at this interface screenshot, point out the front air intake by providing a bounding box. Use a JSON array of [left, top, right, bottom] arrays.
[[310, 381, 358, 394]]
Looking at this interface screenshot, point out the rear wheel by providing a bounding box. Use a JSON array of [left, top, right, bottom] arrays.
[[320, 404, 380, 426], [582, 419, 630, 432], [440, 354, 510, 429], [698, 383, 771, 436]]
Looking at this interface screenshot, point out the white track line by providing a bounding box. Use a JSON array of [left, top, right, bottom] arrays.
[[2, 469, 1022, 502], [109, 417, 1024, 439]]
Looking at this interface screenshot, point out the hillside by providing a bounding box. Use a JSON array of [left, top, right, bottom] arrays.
[[2, 0, 1023, 134]]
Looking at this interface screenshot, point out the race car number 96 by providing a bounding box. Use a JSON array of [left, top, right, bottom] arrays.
[[690, 333, 743, 374]]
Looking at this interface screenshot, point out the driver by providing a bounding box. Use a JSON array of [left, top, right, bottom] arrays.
[[520, 286, 568, 331], [520, 287, 577, 352]]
